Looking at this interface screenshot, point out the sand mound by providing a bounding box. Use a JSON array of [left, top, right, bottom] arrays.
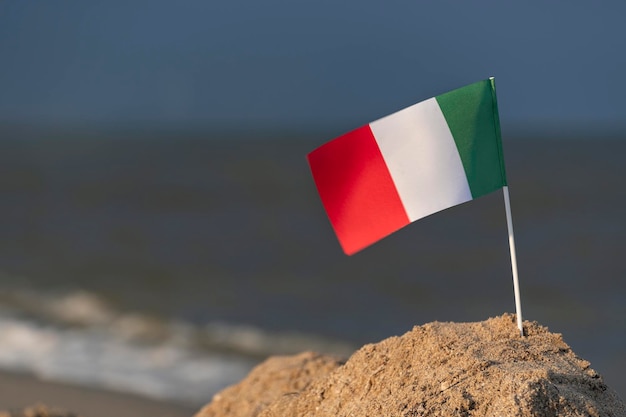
[[195, 314, 626, 417]]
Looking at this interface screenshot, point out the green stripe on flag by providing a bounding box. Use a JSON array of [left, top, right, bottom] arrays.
[[435, 78, 507, 198]]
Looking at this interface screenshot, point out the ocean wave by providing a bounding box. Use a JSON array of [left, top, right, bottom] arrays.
[[0, 288, 356, 356], [0, 288, 356, 406], [0, 314, 254, 406]]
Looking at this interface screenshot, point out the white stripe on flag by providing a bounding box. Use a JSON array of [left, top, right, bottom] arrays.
[[369, 97, 473, 222]]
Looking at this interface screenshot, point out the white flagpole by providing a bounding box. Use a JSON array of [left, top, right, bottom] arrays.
[[503, 185, 524, 336]]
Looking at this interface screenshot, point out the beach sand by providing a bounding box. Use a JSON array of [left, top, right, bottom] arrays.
[[0, 371, 195, 417], [196, 314, 626, 417]]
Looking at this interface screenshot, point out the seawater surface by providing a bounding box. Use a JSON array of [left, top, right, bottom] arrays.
[[0, 130, 624, 405]]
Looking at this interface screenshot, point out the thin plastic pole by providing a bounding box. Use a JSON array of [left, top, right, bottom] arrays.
[[503, 186, 523, 336]]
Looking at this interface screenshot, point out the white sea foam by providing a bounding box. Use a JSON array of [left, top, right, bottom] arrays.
[[0, 314, 255, 406], [0, 289, 355, 406]]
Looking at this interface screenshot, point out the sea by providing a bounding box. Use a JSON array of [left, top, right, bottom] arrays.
[[0, 127, 624, 407]]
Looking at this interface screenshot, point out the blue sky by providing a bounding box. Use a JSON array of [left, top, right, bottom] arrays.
[[1, 1, 625, 135]]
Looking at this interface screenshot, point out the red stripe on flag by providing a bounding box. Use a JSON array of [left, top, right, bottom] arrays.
[[307, 125, 409, 255]]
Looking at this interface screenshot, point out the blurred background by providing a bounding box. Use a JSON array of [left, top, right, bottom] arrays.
[[0, 0, 624, 407]]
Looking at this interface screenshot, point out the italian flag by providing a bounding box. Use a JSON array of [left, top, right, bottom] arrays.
[[307, 78, 508, 255]]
